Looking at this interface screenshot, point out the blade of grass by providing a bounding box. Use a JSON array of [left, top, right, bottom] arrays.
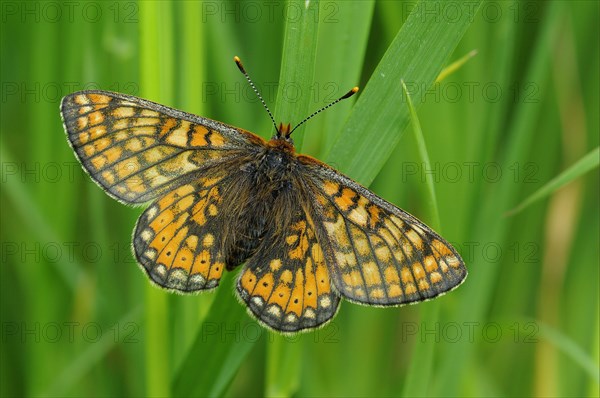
[[267, 1, 321, 395], [400, 80, 440, 229], [170, 0, 213, 373], [43, 306, 143, 396], [436, 49, 478, 83], [400, 80, 441, 397], [536, 321, 600, 384], [312, 0, 375, 155], [139, 2, 173, 396], [306, 2, 480, 395], [296, 3, 374, 396], [273, 0, 321, 150], [171, 273, 255, 397], [325, 0, 483, 186], [506, 147, 599, 216], [0, 144, 82, 291], [434, 2, 564, 395], [589, 314, 600, 395], [266, 335, 302, 397]]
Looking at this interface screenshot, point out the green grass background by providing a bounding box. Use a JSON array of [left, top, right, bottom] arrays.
[[1, 0, 599, 397]]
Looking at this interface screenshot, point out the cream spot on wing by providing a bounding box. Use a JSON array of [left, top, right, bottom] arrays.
[[267, 305, 282, 317], [112, 107, 135, 118], [388, 284, 402, 298], [286, 314, 298, 323], [78, 105, 93, 114], [141, 229, 153, 241], [189, 274, 206, 285], [125, 137, 143, 152], [303, 308, 315, 319], [203, 234, 214, 247], [251, 297, 264, 307], [446, 256, 461, 268], [153, 264, 167, 279], [270, 259, 282, 271], [145, 250, 157, 260], [113, 119, 129, 131], [141, 109, 160, 117], [424, 255, 438, 272], [347, 197, 369, 226], [74, 94, 90, 105], [370, 288, 385, 299], [363, 262, 382, 286], [101, 170, 115, 184], [354, 235, 371, 256], [406, 230, 424, 249], [146, 206, 158, 219]]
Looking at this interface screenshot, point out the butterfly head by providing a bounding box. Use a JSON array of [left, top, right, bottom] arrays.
[[234, 56, 359, 150], [267, 124, 295, 153], [273, 122, 294, 144]]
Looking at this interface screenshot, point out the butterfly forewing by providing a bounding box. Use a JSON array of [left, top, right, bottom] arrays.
[[61, 90, 263, 203], [302, 160, 467, 306]]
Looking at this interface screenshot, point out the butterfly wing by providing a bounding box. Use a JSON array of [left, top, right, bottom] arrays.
[[236, 206, 340, 332], [61, 90, 265, 204], [299, 157, 467, 305], [133, 170, 237, 292]]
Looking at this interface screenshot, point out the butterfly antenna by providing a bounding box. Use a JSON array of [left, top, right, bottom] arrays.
[[288, 87, 359, 136], [234, 56, 279, 135]]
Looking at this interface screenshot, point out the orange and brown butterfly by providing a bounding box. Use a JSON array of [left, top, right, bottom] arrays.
[[60, 56, 467, 333]]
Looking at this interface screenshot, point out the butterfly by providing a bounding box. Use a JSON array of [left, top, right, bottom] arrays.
[[60, 57, 467, 333]]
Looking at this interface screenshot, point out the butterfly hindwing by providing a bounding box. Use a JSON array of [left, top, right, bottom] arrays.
[[61, 90, 264, 204], [236, 208, 340, 332], [301, 160, 467, 306], [133, 171, 234, 292]]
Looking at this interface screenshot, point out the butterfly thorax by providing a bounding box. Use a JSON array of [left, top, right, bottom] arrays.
[[223, 139, 301, 270]]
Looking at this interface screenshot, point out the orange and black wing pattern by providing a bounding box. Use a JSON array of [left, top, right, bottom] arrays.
[[60, 90, 264, 204], [236, 207, 340, 332], [61, 88, 467, 331], [133, 171, 234, 292], [61, 90, 262, 292], [301, 160, 467, 306]]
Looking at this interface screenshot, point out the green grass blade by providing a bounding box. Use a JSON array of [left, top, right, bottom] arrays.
[[399, 81, 441, 397], [171, 273, 254, 398], [170, 0, 212, 373], [434, 2, 565, 394], [266, 335, 303, 397], [507, 147, 599, 216], [139, 2, 174, 396], [537, 321, 600, 384], [0, 143, 82, 291], [325, 0, 483, 185], [274, 0, 321, 150], [312, 0, 375, 155], [267, 1, 321, 395], [400, 80, 441, 229], [43, 307, 143, 396], [436, 49, 478, 83]]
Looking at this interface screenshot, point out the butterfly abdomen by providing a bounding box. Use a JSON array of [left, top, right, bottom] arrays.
[[223, 145, 299, 270]]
